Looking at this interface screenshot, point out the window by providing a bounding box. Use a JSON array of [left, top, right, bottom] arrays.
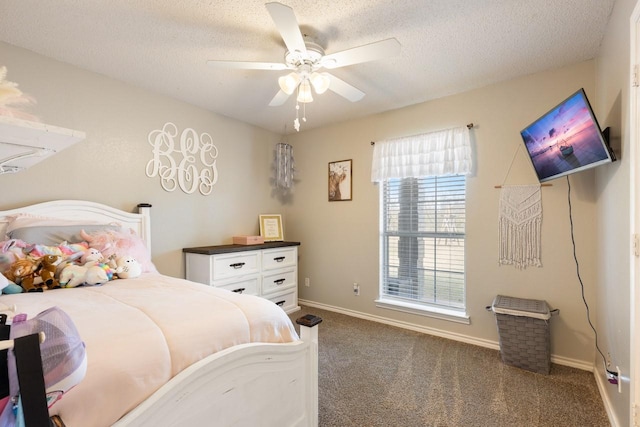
[[378, 175, 467, 320]]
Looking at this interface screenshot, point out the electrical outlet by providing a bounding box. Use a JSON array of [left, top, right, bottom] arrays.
[[304, 278, 310, 287], [353, 282, 360, 296]]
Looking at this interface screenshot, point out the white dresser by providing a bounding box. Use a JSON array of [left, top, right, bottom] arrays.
[[183, 242, 300, 313]]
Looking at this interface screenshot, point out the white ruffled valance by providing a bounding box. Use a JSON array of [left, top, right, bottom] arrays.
[[370, 126, 472, 182]]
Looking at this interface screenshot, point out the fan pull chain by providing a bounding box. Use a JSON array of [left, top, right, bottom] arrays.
[[294, 105, 300, 132], [293, 85, 301, 132]]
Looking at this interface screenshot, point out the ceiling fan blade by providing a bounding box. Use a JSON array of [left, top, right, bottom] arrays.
[[269, 90, 291, 106], [207, 60, 289, 70], [326, 73, 365, 102], [321, 38, 401, 69], [265, 2, 307, 54]]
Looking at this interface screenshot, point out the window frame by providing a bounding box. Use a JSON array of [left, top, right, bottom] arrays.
[[376, 175, 469, 324]]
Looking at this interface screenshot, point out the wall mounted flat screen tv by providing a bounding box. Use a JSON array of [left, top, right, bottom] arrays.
[[520, 88, 614, 183]]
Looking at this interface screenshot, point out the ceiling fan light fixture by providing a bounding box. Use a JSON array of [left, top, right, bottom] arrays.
[[297, 80, 313, 103], [310, 72, 330, 94], [278, 72, 301, 95]]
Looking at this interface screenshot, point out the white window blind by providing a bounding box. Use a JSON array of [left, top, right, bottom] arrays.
[[381, 175, 466, 311], [373, 126, 471, 316]]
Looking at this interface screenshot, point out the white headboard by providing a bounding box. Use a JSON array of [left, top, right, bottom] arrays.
[[0, 200, 152, 250]]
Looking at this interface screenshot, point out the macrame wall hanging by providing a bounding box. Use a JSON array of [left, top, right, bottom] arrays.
[[498, 184, 542, 268], [497, 145, 546, 269]]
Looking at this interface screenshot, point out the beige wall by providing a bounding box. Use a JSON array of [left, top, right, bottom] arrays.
[[287, 60, 602, 367], [0, 41, 283, 278], [594, 0, 636, 425], [1, 25, 628, 419]]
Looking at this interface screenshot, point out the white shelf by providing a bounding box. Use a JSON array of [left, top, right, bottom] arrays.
[[0, 115, 85, 174]]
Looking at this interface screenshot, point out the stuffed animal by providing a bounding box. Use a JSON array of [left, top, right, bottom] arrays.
[[80, 248, 104, 267], [0, 271, 8, 292], [94, 262, 115, 281], [2, 282, 23, 294], [115, 256, 142, 279], [80, 229, 157, 274], [55, 252, 84, 277], [59, 262, 113, 288], [4, 258, 43, 292], [0, 269, 21, 294], [83, 264, 112, 286], [57, 264, 78, 288], [38, 254, 62, 289]]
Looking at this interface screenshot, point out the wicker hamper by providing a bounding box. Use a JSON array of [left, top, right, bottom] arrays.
[[490, 295, 554, 375]]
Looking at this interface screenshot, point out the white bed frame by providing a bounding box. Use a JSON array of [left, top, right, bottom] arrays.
[[0, 200, 319, 427]]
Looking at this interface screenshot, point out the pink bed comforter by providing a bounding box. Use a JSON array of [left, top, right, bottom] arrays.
[[0, 273, 299, 427]]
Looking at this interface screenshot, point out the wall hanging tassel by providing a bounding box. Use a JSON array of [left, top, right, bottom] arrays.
[[498, 184, 542, 268]]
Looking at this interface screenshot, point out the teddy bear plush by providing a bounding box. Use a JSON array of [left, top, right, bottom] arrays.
[[4, 257, 43, 292]]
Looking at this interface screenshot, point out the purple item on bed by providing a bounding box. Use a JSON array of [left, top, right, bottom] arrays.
[[9, 307, 87, 408]]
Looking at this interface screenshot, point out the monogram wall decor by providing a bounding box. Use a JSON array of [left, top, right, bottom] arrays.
[[146, 122, 219, 195]]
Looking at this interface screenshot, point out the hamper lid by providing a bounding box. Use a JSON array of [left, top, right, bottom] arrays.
[[491, 295, 551, 320]]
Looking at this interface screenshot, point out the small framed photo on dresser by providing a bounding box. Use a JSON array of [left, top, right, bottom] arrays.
[[259, 214, 284, 241]]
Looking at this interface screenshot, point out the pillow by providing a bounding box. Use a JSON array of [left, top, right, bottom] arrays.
[[5, 213, 109, 231], [4, 213, 121, 245], [82, 228, 158, 274], [8, 224, 121, 246]]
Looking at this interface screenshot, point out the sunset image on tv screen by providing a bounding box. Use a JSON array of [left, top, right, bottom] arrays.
[[520, 89, 610, 182]]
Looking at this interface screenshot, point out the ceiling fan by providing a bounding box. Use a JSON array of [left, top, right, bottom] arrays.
[[206, 2, 401, 130]]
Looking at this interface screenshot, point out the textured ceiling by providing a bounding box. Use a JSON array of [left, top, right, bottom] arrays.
[[0, 0, 616, 134]]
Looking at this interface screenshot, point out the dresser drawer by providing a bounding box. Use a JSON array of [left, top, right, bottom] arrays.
[[265, 289, 298, 313], [212, 252, 260, 281], [214, 275, 260, 296], [262, 247, 297, 271], [261, 268, 296, 295], [184, 243, 300, 314]]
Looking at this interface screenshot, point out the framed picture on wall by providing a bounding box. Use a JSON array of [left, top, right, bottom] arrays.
[[259, 214, 284, 241], [328, 159, 352, 201]]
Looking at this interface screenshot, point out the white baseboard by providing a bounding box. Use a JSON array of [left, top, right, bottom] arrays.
[[299, 299, 593, 371], [593, 368, 621, 427]]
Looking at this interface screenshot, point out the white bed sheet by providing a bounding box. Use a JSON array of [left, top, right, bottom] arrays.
[[0, 273, 299, 427]]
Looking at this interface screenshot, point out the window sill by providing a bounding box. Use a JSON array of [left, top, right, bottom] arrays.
[[375, 299, 470, 325]]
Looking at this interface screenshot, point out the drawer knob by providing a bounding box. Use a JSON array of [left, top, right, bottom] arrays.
[[275, 300, 286, 307], [273, 256, 285, 262], [232, 288, 246, 294], [274, 278, 285, 285], [229, 262, 246, 269]]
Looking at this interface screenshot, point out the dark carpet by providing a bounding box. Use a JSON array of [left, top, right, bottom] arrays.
[[291, 305, 610, 427]]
